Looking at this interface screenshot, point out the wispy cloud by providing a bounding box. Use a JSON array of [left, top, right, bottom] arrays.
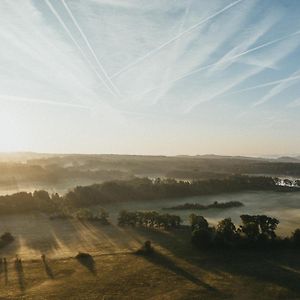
[[129, 26, 300, 107], [1, 0, 300, 154], [110, 0, 245, 79], [229, 74, 300, 96], [254, 69, 300, 106], [44, 0, 118, 98], [0, 94, 90, 109], [61, 0, 121, 97]]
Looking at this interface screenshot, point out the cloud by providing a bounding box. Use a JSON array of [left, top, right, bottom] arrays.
[[1, 0, 300, 154], [254, 69, 300, 106], [0, 0, 117, 112], [61, 0, 121, 97], [0, 94, 90, 109], [110, 0, 245, 79]]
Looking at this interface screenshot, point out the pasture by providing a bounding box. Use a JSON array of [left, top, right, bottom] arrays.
[[0, 213, 300, 299]]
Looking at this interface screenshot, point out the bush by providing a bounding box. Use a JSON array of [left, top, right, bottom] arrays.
[[75, 252, 92, 259], [0, 232, 14, 249], [135, 241, 154, 255], [1, 232, 14, 243]]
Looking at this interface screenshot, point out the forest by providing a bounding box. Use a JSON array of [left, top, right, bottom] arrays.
[[0, 175, 292, 215], [164, 201, 244, 210]]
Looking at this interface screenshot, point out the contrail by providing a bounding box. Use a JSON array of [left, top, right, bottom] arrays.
[[61, 0, 121, 97], [151, 0, 192, 105], [253, 72, 300, 106], [110, 0, 245, 79], [228, 74, 300, 96], [254, 68, 300, 106], [132, 28, 300, 100], [44, 0, 117, 98], [0, 95, 90, 109]]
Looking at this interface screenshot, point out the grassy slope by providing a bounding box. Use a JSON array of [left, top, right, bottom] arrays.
[[0, 227, 300, 299]]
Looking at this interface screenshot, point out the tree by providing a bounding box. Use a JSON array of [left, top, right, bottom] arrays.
[[291, 229, 300, 246], [118, 210, 128, 226], [239, 215, 260, 241], [97, 208, 110, 225], [216, 218, 237, 244], [1, 232, 14, 243], [75, 208, 93, 220], [239, 215, 279, 241], [283, 179, 293, 186], [191, 228, 213, 249], [257, 215, 279, 240], [189, 214, 209, 231]]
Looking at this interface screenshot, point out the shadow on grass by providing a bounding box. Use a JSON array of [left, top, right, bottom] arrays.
[[136, 250, 217, 292], [211, 250, 300, 295], [0, 258, 8, 285], [76, 253, 97, 275], [135, 227, 300, 295], [4, 258, 8, 285], [42, 256, 54, 279], [15, 258, 25, 291]]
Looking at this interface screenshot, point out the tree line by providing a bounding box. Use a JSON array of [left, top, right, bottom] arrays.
[[190, 214, 300, 249], [0, 175, 298, 215], [164, 200, 243, 210], [63, 175, 280, 208], [118, 210, 181, 229]]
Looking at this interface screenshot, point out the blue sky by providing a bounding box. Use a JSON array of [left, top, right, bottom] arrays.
[[0, 0, 300, 156]]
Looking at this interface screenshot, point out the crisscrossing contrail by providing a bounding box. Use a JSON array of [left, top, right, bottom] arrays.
[[110, 0, 245, 79], [44, 0, 118, 98], [131, 28, 300, 100], [228, 74, 300, 96], [61, 0, 121, 97]]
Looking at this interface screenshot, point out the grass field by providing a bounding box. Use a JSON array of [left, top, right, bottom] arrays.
[[0, 215, 300, 299]]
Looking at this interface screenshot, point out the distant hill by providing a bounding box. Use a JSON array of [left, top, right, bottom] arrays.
[[276, 156, 300, 163]]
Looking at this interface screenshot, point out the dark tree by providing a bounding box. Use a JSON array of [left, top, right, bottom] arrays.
[[216, 218, 237, 244], [291, 229, 300, 247], [189, 214, 209, 231]]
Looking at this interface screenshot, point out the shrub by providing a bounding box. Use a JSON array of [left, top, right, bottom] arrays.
[[1, 232, 14, 243], [135, 241, 154, 255], [75, 252, 92, 259]]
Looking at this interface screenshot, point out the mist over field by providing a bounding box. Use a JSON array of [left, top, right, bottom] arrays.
[[0, 153, 300, 299]]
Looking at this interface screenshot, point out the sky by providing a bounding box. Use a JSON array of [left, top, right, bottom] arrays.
[[0, 0, 300, 156]]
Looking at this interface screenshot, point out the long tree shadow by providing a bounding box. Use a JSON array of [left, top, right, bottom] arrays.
[[41, 255, 54, 279], [208, 250, 300, 295], [75, 253, 97, 275], [0, 258, 7, 285], [4, 258, 8, 285], [136, 250, 218, 292], [134, 227, 300, 296], [15, 257, 25, 291]]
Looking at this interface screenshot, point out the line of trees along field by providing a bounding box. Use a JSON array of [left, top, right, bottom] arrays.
[[118, 210, 181, 229], [189, 214, 300, 249], [164, 200, 244, 210], [0, 175, 298, 215], [116, 210, 300, 250]]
